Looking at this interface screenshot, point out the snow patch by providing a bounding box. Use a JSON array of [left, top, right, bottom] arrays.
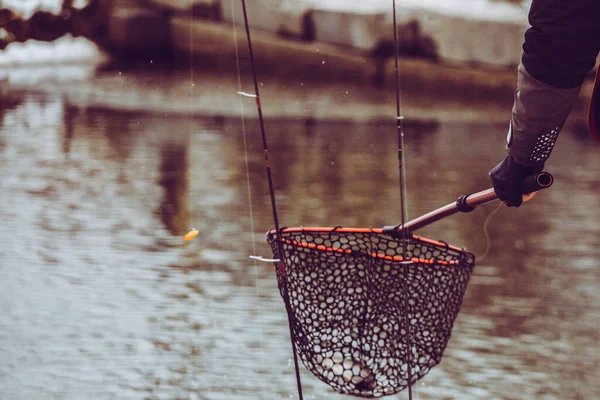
[[0, 35, 107, 67], [310, 0, 529, 22], [1, 0, 63, 17]]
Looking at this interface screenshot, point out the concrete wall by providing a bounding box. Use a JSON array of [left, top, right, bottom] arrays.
[[109, 0, 529, 69], [221, 0, 310, 38], [414, 8, 527, 68], [108, 6, 170, 51]]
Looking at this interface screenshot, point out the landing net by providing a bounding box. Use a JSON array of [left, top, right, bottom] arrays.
[[267, 228, 475, 398]]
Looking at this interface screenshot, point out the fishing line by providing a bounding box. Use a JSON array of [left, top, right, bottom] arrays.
[[392, 5, 408, 237], [474, 202, 503, 263], [230, 0, 267, 391], [231, 0, 258, 284], [237, 0, 304, 398], [187, 6, 196, 228], [392, 0, 414, 398]]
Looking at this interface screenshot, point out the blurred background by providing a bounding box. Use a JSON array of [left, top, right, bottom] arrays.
[[0, 1, 598, 399]]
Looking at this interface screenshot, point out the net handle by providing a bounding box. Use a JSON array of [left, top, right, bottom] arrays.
[[391, 171, 553, 233]]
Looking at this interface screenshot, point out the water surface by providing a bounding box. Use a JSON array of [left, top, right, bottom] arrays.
[[0, 86, 598, 400]]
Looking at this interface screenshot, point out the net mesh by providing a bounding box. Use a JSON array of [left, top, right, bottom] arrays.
[[267, 229, 475, 398]]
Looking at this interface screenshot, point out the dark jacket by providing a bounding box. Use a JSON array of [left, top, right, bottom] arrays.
[[523, 0, 600, 89], [508, 0, 600, 167]]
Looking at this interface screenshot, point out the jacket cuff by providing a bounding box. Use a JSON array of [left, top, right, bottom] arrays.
[[508, 63, 581, 167]]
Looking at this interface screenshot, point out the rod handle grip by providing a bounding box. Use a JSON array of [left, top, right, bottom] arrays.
[[521, 171, 553, 194]]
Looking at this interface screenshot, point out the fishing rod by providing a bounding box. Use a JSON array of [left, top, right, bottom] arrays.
[[237, 0, 556, 396], [384, 171, 553, 234], [236, 0, 305, 399], [268, 171, 553, 240]]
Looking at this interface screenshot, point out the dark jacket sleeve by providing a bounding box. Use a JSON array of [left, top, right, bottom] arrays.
[[508, 0, 600, 167], [522, 0, 600, 89]]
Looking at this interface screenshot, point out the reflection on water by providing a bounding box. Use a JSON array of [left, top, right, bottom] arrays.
[[0, 90, 598, 400], [158, 143, 190, 236]]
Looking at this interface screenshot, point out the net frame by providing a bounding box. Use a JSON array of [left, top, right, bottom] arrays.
[[267, 227, 475, 398]]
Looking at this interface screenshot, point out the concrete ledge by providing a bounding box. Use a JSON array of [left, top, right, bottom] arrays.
[[145, 0, 529, 68], [168, 16, 594, 119], [170, 18, 519, 102], [108, 7, 170, 51], [311, 3, 389, 50], [413, 8, 527, 68], [144, 0, 221, 20], [97, 0, 593, 123], [170, 17, 378, 83], [221, 0, 310, 39], [146, 0, 212, 12]]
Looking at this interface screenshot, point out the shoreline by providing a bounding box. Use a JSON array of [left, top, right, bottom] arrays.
[[0, 9, 594, 126], [0, 63, 514, 124], [0, 0, 594, 125], [0, 32, 593, 127], [0, 58, 593, 127]]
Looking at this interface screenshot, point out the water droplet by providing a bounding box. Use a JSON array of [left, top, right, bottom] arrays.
[[322, 61, 326, 64]]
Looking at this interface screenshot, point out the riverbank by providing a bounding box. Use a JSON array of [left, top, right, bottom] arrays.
[[106, 0, 532, 108], [0, 0, 595, 125], [0, 35, 594, 127], [0, 63, 510, 124]]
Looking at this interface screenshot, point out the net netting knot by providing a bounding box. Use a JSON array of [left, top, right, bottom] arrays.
[[267, 228, 475, 398]]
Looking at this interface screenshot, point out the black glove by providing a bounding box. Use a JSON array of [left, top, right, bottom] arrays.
[[489, 155, 543, 207]]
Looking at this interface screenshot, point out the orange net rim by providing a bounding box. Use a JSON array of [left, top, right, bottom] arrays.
[[268, 227, 470, 266]]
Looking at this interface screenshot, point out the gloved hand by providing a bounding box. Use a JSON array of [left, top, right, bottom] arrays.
[[489, 155, 543, 207]]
